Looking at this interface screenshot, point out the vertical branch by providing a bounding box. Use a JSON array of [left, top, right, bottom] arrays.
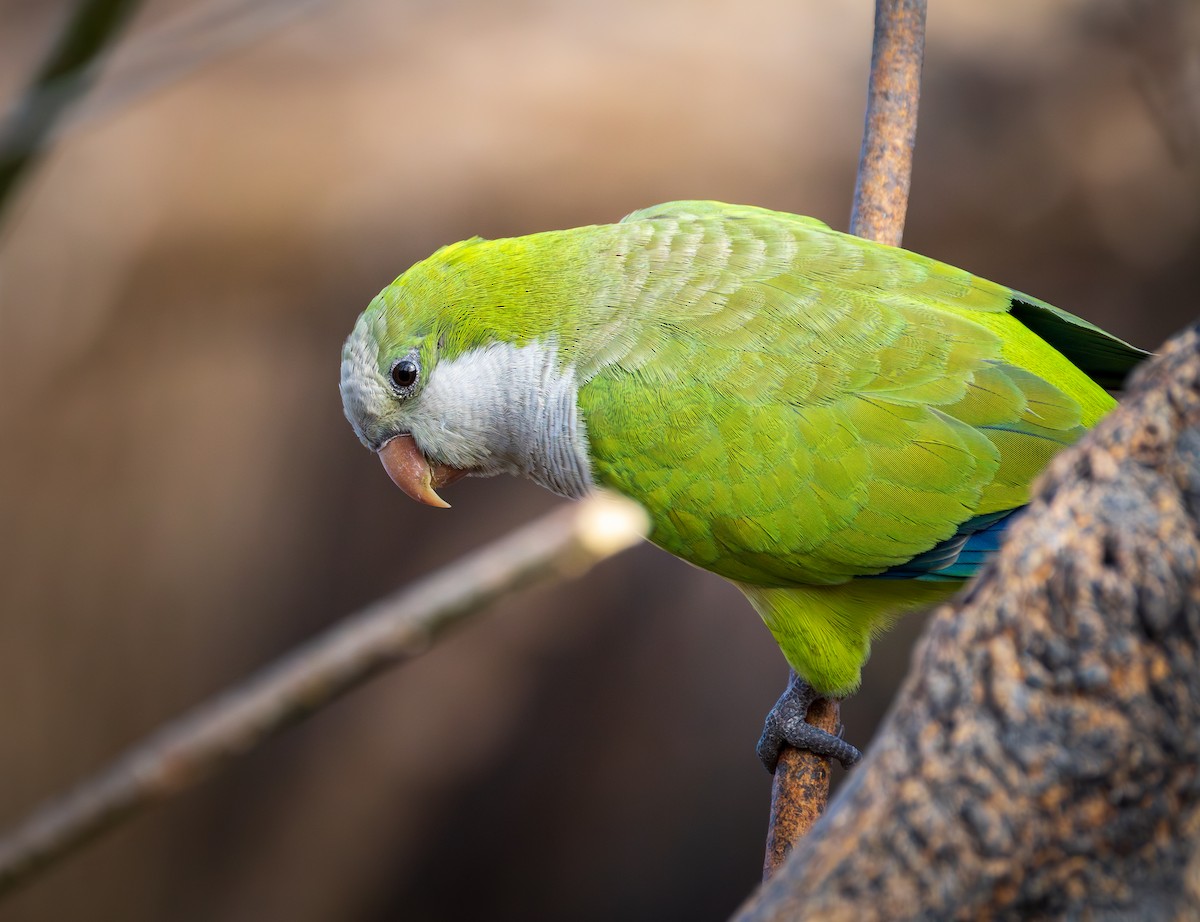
[[763, 0, 927, 879], [849, 0, 928, 247]]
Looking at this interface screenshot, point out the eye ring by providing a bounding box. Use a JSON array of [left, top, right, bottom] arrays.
[[390, 358, 419, 392]]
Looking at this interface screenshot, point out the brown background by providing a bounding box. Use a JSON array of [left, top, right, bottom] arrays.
[[0, 1, 1196, 919]]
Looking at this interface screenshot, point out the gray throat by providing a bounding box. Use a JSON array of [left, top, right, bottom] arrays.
[[413, 340, 595, 500]]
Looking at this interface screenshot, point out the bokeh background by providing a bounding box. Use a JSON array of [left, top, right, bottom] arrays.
[[0, 1, 1196, 919]]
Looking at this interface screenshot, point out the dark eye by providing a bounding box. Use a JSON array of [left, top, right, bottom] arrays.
[[390, 359, 419, 391]]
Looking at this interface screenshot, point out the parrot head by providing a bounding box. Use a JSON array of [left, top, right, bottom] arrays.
[[339, 239, 596, 508], [339, 300, 466, 508]]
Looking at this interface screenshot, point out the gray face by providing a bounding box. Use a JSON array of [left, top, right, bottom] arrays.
[[340, 317, 596, 500], [340, 311, 396, 451]]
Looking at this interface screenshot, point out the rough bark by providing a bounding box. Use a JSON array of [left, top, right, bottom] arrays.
[[736, 323, 1200, 921]]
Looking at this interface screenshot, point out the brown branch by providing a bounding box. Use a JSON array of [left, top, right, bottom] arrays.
[[0, 494, 648, 899], [738, 323, 1200, 919], [849, 0, 928, 248], [763, 0, 927, 878]]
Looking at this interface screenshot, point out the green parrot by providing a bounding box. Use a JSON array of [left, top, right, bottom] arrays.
[[339, 200, 1147, 768]]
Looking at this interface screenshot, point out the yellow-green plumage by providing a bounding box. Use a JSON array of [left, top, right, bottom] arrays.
[[349, 201, 1146, 697]]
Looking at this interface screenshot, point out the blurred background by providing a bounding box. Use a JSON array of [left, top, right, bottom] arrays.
[[0, 0, 1196, 919]]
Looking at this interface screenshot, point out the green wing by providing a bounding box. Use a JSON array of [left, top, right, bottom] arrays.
[[578, 201, 1134, 587]]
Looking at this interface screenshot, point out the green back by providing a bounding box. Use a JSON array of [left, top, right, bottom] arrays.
[[571, 202, 1143, 587]]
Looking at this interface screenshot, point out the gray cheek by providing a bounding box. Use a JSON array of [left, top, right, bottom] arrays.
[[339, 366, 395, 451], [413, 342, 594, 497]]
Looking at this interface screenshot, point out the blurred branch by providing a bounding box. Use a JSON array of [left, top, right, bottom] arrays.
[[0, 493, 649, 899], [0, 0, 329, 233], [738, 323, 1200, 918], [763, 0, 927, 878], [71, 0, 325, 141], [0, 0, 142, 225]]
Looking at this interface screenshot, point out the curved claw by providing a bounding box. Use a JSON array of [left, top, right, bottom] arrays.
[[377, 435, 466, 508], [757, 676, 862, 772]]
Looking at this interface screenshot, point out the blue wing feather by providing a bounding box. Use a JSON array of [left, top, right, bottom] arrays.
[[872, 509, 1016, 581]]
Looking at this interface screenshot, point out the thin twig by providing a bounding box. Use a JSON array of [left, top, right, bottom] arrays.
[[0, 494, 649, 898], [763, 0, 927, 879], [0, 0, 143, 225]]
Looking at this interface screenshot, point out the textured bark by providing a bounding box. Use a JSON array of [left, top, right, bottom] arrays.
[[736, 323, 1200, 921]]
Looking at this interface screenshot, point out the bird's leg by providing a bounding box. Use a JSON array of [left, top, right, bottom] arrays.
[[756, 671, 862, 772]]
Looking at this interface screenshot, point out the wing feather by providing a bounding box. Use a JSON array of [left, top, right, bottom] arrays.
[[580, 202, 1123, 588]]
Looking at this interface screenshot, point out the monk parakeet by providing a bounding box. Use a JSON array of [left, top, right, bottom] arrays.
[[339, 201, 1147, 768]]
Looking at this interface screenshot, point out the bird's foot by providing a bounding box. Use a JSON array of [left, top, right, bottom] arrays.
[[756, 673, 862, 773]]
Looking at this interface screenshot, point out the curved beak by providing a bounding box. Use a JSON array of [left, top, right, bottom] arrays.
[[377, 434, 466, 509]]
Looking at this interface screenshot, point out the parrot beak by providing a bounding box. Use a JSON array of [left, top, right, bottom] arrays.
[[377, 434, 466, 509]]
